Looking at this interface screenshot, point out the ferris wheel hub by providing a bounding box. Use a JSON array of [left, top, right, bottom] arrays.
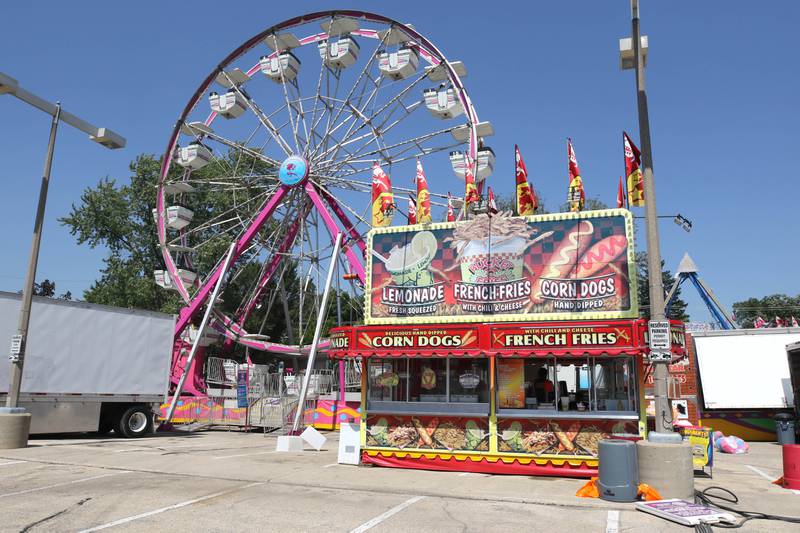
[[278, 155, 309, 186]]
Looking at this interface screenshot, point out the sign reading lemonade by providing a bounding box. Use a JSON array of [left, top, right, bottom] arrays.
[[366, 209, 638, 324]]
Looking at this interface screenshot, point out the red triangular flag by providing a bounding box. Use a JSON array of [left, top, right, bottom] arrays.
[[617, 176, 625, 208], [407, 195, 417, 225], [446, 192, 455, 222], [515, 145, 537, 215], [567, 138, 585, 212], [488, 186, 498, 214]]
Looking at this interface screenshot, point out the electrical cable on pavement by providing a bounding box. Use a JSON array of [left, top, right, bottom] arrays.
[[692, 486, 800, 530]]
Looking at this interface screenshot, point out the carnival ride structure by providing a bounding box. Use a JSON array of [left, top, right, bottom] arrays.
[[665, 253, 736, 330], [153, 11, 494, 399]]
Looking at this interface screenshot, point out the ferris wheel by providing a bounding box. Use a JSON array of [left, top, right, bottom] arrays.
[[153, 10, 494, 387]]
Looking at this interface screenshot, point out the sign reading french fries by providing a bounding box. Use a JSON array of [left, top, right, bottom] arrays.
[[366, 209, 638, 325]]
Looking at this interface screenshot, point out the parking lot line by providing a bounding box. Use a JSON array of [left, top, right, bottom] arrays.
[[745, 465, 800, 494], [212, 450, 278, 460], [323, 463, 340, 468], [77, 482, 264, 532], [606, 510, 620, 533], [0, 471, 130, 499], [348, 496, 426, 533], [0, 461, 27, 466]]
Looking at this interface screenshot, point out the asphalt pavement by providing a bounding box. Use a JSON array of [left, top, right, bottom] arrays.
[[0, 430, 797, 532]]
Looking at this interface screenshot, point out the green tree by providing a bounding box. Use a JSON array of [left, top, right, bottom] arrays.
[[558, 196, 609, 213], [60, 152, 355, 360], [20, 279, 72, 300], [636, 252, 690, 321], [732, 294, 800, 328], [493, 193, 550, 215], [61, 155, 183, 313]]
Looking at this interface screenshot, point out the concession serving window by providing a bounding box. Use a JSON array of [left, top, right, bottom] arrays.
[[368, 357, 490, 416], [496, 356, 638, 418]]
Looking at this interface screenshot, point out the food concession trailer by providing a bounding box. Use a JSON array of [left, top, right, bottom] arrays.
[[329, 208, 686, 476], [330, 319, 685, 477]]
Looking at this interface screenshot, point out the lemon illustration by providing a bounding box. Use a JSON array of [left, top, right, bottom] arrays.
[[411, 231, 437, 261]]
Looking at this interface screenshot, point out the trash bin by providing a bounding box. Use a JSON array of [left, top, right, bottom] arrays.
[[775, 413, 797, 445], [598, 439, 639, 502]]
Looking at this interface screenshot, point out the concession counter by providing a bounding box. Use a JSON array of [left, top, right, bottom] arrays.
[[328, 319, 686, 477]]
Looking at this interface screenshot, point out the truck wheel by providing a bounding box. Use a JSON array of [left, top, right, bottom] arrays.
[[117, 406, 153, 438]]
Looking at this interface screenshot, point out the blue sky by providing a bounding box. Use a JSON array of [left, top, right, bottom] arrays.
[[1, 1, 798, 323]]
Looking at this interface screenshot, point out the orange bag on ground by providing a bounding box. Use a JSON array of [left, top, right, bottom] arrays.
[[637, 483, 662, 501], [575, 477, 599, 498]]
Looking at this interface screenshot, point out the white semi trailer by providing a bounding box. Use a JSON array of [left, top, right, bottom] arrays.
[[0, 291, 174, 437]]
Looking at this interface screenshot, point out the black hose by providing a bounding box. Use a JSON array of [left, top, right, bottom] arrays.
[[692, 486, 800, 529]]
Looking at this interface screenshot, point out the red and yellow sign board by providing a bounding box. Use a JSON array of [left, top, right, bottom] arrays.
[[350, 326, 480, 354], [327, 319, 685, 358], [490, 323, 636, 352], [365, 209, 638, 325]]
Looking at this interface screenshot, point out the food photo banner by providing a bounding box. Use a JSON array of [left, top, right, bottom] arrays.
[[366, 209, 638, 325]]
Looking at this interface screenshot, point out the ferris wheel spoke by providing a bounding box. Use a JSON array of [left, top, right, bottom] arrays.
[[316, 67, 343, 161], [312, 30, 390, 161], [313, 96, 426, 171], [313, 181, 368, 254], [222, 78, 294, 157], [304, 181, 366, 283], [264, 33, 308, 155], [236, 199, 311, 323], [320, 124, 453, 174], [324, 70, 429, 160], [202, 129, 282, 168], [307, 44, 330, 156]]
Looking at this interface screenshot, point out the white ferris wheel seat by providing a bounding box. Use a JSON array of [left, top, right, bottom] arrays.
[[448, 146, 495, 181], [179, 121, 213, 137], [163, 181, 195, 195], [154, 269, 197, 290], [259, 51, 301, 83], [424, 87, 464, 119], [165, 205, 194, 230], [476, 146, 495, 180], [425, 61, 467, 82], [319, 17, 359, 35], [263, 32, 301, 52], [214, 68, 249, 89], [451, 121, 494, 143], [174, 143, 212, 170], [378, 46, 419, 80], [209, 90, 247, 119], [318, 35, 360, 69]]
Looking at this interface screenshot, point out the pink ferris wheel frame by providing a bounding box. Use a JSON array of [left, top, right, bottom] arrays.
[[156, 10, 481, 393]]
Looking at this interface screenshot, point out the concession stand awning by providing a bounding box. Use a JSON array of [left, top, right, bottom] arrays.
[[328, 319, 685, 359]]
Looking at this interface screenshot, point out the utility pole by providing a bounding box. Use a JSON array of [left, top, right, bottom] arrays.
[[0, 72, 125, 449], [625, 1, 673, 434]]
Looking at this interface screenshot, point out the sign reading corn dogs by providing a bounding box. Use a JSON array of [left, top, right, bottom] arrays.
[[354, 327, 479, 351], [366, 209, 638, 325]]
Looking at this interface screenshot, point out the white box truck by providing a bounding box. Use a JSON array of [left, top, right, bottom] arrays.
[[0, 291, 175, 437]]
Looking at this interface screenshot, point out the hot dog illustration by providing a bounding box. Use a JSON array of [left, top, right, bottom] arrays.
[[531, 220, 594, 302], [573, 235, 628, 279]]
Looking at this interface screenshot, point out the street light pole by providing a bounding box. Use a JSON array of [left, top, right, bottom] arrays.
[[628, 0, 673, 434], [0, 72, 125, 449], [5, 104, 61, 409]]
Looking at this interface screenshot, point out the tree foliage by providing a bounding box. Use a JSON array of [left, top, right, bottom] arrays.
[[733, 293, 800, 328], [636, 252, 689, 321], [60, 153, 362, 361], [61, 155, 183, 313], [24, 279, 72, 300]]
